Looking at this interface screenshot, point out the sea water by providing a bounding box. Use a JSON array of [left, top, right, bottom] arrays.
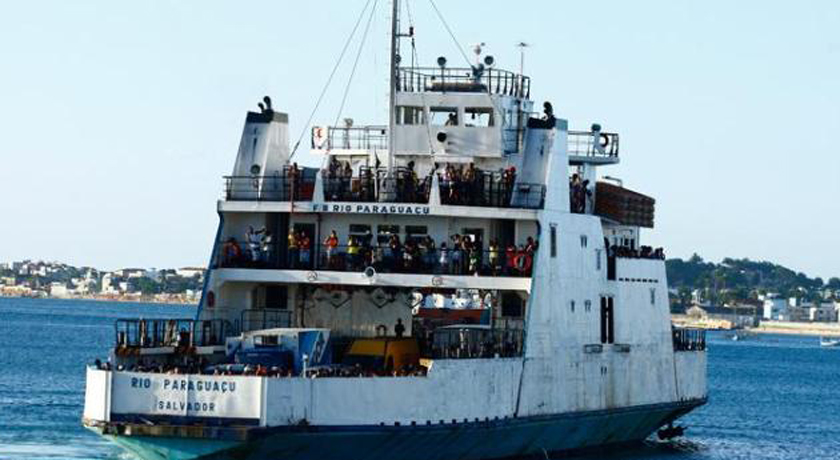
[[1, 297, 839, 460]]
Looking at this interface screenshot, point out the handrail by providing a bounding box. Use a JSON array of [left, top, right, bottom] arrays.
[[217, 240, 537, 278], [312, 125, 388, 151], [673, 327, 706, 352], [114, 318, 235, 349], [223, 175, 316, 202], [430, 328, 524, 359], [567, 131, 620, 158], [397, 67, 531, 98]]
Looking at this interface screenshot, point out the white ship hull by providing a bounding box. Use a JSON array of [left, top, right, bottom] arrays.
[[89, 398, 705, 460]]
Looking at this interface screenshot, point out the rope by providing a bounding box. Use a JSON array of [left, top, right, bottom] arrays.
[[427, 0, 512, 154], [428, 0, 471, 67], [404, 0, 436, 153], [290, 0, 374, 160], [332, 0, 379, 129]]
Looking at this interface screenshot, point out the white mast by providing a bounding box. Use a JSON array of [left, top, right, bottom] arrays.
[[387, 0, 400, 170]]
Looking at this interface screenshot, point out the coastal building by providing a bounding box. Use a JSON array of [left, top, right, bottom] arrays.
[[763, 296, 787, 320], [49, 282, 70, 298], [176, 267, 204, 278]]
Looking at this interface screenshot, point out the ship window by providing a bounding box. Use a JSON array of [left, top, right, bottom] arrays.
[[580, 235, 588, 248], [570, 300, 575, 313], [397, 106, 425, 125], [349, 224, 371, 234], [550, 225, 557, 258], [349, 224, 373, 244], [650, 288, 656, 305], [465, 107, 494, 127], [595, 249, 602, 270], [585, 300, 592, 312], [377, 225, 400, 244], [430, 107, 458, 126], [405, 225, 428, 244]]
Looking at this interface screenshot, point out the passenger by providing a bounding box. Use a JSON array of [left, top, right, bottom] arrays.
[[438, 242, 450, 274], [469, 248, 481, 276], [388, 234, 402, 272], [287, 229, 298, 268], [422, 235, 436, 270], [395, 318, 406, 338], [488, 240, 500, 275], [324, 230, 339, 269], [261, 230, 274, 266], [245, 226, 262, 263], [298, 231, 311, 268], [541, 101, 556, 128], [288, 163, 301, 200], [222, 237, 242, 267], [451, 234, 463, 275], [445, 112, 457, 126], [505, 244, 517, 275], [525, 237, 538, 253], [347, 236, 360, 271]]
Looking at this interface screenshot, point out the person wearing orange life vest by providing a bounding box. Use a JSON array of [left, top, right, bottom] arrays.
[[505, 244, 517, 275], [324, 230, 339, 269]]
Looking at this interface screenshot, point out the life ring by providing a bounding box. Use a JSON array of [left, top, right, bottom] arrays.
[[376, 324, 388, 337], [431, 276, 444, 287], [599, 133, 610, 149]]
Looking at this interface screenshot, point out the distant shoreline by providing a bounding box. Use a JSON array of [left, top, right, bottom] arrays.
[[0, 294, 196, 307]]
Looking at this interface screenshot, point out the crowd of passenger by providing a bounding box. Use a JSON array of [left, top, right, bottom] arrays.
[[220, 227, 539, 276], [305, 364, 427, 378], [319, 231, 539, 276], [438, 163, 518, 207], [323, 158, 430, 203], [220, 225, 276, 268], [318, 157, 534, 208], [609, 244, 665, 260], [93, 358, 428, 378]]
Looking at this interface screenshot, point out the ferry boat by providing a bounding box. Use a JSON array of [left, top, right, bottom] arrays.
[[82, 2, 707, 459]]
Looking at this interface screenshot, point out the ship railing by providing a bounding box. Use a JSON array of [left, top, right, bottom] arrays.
[[114, 318, 236, 350], [439, 178, 545, 209], [673, 327, 706, 352], [217, 241, 536, 278], [223, 174, 316, 202], [567, 130, 620, 159], [397, 66, 531, 98], [430, 328, 524, 359], [238, 308, 292, 333], [312, 125, 388, 151], [322, 167, 432, 204]]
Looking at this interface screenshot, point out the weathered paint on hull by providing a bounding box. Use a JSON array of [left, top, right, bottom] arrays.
[[99, 398, 704, 460]]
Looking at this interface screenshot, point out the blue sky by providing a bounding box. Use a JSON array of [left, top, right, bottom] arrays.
[[0, 1, 838, 278]]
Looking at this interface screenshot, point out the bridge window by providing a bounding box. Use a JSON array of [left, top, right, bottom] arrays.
[[465, 107, 494, 127], [550, 225, 557, 257], [430, 107, 458, 126], [397, 106, 425, 125]]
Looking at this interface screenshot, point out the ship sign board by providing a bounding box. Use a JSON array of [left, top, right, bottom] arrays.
[[110, 372, 262, 419]]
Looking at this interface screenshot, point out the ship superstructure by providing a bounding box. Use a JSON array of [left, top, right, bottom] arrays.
[[82, 3, 706, 459]]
